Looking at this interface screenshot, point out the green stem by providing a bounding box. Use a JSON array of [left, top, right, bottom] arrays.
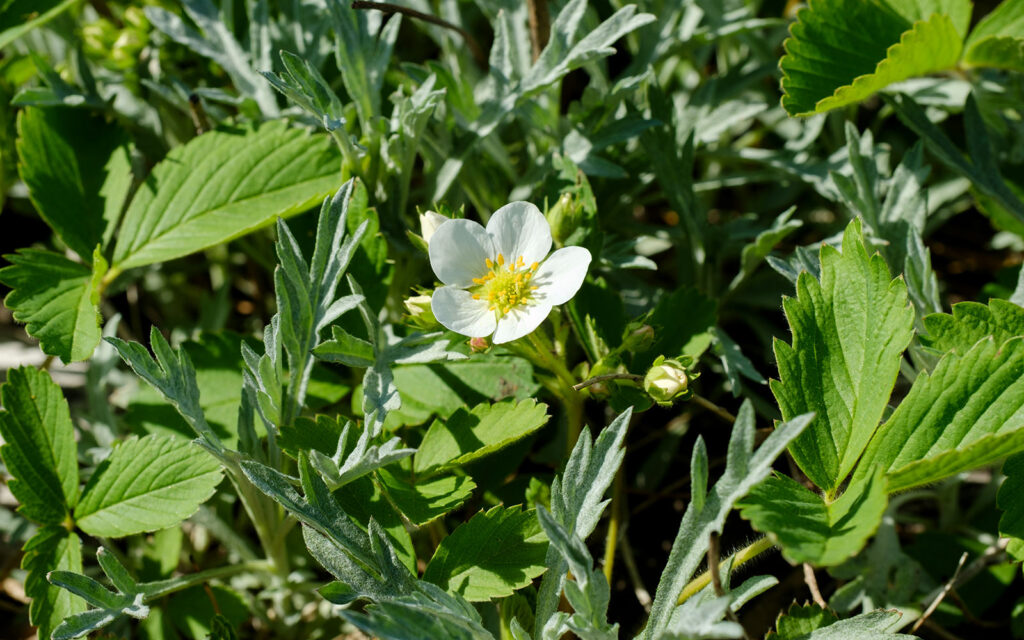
[[603, 469, 624, 584], [145, 560, 274, 600], [676, 536, 775, 605], [330, 128, 363, 181], [524, 330, 584, 449]]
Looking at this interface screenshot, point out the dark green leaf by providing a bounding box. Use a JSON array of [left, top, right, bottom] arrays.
[[0, 366, 79, 524]]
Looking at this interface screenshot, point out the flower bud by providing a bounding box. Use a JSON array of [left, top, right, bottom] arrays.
[[644, 356, 692, 406], [419, 210, 448, 244], [469, 337, 489, 353], [404, 294, 438, 330], [545, 192, 580, 244]]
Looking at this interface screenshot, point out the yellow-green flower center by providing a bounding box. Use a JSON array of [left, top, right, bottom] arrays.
[[471, 253, 539, 316]]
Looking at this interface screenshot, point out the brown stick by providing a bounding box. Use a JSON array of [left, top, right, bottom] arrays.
[[351, 1, 486, 69], [572, 372, 643, 391], [527, 0, 550, 62], [912, 552, 968, 633], [803, 563, 828, 609]]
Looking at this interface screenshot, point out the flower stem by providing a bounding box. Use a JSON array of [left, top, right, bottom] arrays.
[[521, 330, 585, 449], [676, 536, 775, 605]]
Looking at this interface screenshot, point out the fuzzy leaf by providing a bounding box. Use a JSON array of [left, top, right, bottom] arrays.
[[0, 249, 106, 363], [772, 219, 915, 493], [75, 435, 222, 537], [780, 0, 964, 116], [0, 366, 79, 524], [111, 121, 339, 271], [424, 505, 547, 602], [641, 403, 814, 639], [739, 469, 887, 567], [413, 399, 549, 475], [855, 336, 1024, 492], [787, 610, 914, 639], [534, 408, 632, 635]]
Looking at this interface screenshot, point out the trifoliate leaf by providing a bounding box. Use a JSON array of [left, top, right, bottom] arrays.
[[75, 435, 222, 537], [772, 218, 915, 494], [423, 505, 548, 602], [111, 121, 339, 271], [413, 399, 549, 475], [855, 336, 1024, 492], [22, 526, 85, 640], [780, 0, 965, 116], [0, 249, 105, 363], [739, 469, 887, 567], [16, 106, 132, 258], [0, 366, 79, 524]]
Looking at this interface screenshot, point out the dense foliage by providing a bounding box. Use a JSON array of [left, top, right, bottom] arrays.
[[2, 0, 1024, 638]]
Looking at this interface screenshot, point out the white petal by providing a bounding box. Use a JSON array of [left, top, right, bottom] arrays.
[[532, 246, 592, 306], [428, 219, 494, 287], [492, 302, 553, 344], [431, 286, 497, 338], [486, 201, 551, 266]]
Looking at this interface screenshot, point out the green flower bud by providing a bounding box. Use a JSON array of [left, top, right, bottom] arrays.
[[545, 192, 580, 244], [403, 294, 439, 330], [644, 355, 692, 406]]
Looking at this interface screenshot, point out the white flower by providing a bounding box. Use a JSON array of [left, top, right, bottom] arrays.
[[418, 210, 448, 243], [428, 202, 591, 344]]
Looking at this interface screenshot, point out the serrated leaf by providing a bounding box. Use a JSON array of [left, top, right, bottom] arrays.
[[22, 526, 85, 640], [378, 468, 476, 526], [738, 469, 887, 567], [772, 219, 915, 494], [922, 299, 1024, 354], [0, 249, 105, 363], [413, 399, 548, 475], [855, 336, 1024, 492], [788, 610, 915, 639], [385, 355, 539, 427], [75, 435, 222, 537], [111, 121, 340, 271], [641, 404, 814, 639], [964, 0, 1024, 70], [423, 505, 547, 602], [767, 603, 838, 640], [16, 106, 131, 258], [0, 366, 79, 524], [781, 0, 963, 116]]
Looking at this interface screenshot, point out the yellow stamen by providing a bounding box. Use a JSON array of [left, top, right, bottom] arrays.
[[497, 254, 505, 266], [472, 294, 481, 300], [530, 262, 539, 271], [486, 258, 494, 269]]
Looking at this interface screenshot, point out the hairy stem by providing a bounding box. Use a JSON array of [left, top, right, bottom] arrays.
[[677, 536, 775, 605]]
